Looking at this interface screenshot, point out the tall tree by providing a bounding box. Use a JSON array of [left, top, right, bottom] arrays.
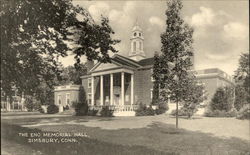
[[159, 0, 195, 128], [152, 52, 161, 105], [234, 53, 249, 110], [1, 0, 119, 102]]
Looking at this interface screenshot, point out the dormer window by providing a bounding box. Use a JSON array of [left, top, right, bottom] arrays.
[[134, 32, 136, 36]]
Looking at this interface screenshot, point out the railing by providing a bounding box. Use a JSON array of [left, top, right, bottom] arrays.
[[88, 105, 139, 112]]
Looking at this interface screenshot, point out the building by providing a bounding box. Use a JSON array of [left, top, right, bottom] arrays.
[[54, 22, 234, 116], [54, 85, 81, 112], [194, 68, 235, 103]]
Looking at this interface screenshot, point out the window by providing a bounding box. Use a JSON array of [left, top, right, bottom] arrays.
[[66, 93, 70, 105], [88, 93, 92, 105], [134, 32, 136, 36], [150, 89, 153, 99], [133, 42, 136, 51], [139, 33, 141, 37], [88, 78, 92, 88], [58, 95, 61, 105]]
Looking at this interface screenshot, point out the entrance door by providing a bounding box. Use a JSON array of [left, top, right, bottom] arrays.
[[114, 94, 120, 105]]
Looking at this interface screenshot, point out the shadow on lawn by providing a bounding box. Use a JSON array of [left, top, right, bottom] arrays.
[[1, 122, 176, 155]]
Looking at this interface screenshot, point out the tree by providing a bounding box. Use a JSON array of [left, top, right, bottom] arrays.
[[210, 86, 234, 112], [159, 0, 195, 128], [152, 52, 161, 105], [181, 76, 206, 118], [234, 53, 249, 110], [1, 0, 119, 103], [60, 63, 87, 85]]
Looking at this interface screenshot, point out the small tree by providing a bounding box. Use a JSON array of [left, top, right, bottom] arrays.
[[152, 52, 161, 105], [181, 76, 206, 118], [210, 86, 234, 112], [159, 0, 194, 128], [73, 86, 88, 116]]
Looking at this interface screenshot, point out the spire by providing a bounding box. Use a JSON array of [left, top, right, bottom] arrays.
[[129, 18, 146, 61]]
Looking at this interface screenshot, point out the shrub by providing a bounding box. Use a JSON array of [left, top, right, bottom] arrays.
[[37, 106, 45, 113], [87, 109, 99, 116], [135, 103, 155, 116], [47, 104, 59, 114], [63, 105, 70, 111], [72, 101, 88, 116], [210, 87, 234, 112], [170, 108, 189, 117], [100, 106, 114, 117], [236, 105, 250, 120], [155, 102, 168, 115], [204, 108, 237, 117]]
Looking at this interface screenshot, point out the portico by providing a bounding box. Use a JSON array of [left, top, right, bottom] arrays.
[[90, 68, 134, 107]]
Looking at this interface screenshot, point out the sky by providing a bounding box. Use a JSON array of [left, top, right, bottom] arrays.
[[60, 0, 249, 76]]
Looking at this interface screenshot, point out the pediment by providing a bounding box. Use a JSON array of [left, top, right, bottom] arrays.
[[93, 62, 121, 72]]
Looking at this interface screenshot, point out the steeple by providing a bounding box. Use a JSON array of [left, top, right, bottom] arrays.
[[128, 19, 146, 61]]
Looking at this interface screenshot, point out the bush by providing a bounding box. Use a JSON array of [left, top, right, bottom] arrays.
[[204, 108, 237, 117], [100, 106, 114, 117], [72, 101, 88, 116], [47, 104, 59, 114], [155, 102, 168, 115], [37, 106, 45, 113], [87, 109, 99, 116], [135, 103, 155, 116], [210, 87, 234, 112], [236, 105, 250, 120], [63, 105, 70, 111], [170, 108, 189, 117]]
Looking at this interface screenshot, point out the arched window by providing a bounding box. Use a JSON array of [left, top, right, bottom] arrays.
[[133, 42, 136, 51], [139, 33, 141, 37], [134, 32, 136, 36]]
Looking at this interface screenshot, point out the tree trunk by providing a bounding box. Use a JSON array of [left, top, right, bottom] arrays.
[[176, 99, 178, 129]]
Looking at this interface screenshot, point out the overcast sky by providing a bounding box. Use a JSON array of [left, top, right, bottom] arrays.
[[60, 0, 249, 76]]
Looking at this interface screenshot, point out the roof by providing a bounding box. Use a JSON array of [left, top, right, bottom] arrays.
[[138, 57, 154, 66]]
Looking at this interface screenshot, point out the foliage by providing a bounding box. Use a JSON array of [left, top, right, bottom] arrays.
[[100, 106, 114, 117], [234, 53, 249, 91], [210, 87, 234, 112], [24, 96, 35, 112], [72, 86, 88, 116], [135, 103, 155, 116], [152, 52, 161, 105], [180, 77, 206, 118], [170, 108, 190, 117], [204, 108, 237, 117], [87, 109, 99, 116], [234, 85, 249, 111], [233, 53, 250, 111], [1, 0, 119, 103], [155, 101, 169, 115], [63, 105, 70, 111], [236, 105, 250, 120], [60, 63, 87, 85], [47, 104, 59, 114]]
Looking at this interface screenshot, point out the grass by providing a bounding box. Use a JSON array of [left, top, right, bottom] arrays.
[[1, 114, 250, 155]]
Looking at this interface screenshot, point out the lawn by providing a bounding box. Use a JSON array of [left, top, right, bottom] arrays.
[[1, 113, 250, 155]]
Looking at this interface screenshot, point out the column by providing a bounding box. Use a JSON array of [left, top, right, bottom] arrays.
[[91, 76, 94, 106], [130, 74, 134, 106], [110, 74, 113, 105], [121, 72, 125, 105], [100, 75, 104, 106]]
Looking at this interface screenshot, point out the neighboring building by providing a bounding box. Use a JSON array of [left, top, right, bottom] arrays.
[[54, 85, 81, 112], [194, 68, 235, 104]]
